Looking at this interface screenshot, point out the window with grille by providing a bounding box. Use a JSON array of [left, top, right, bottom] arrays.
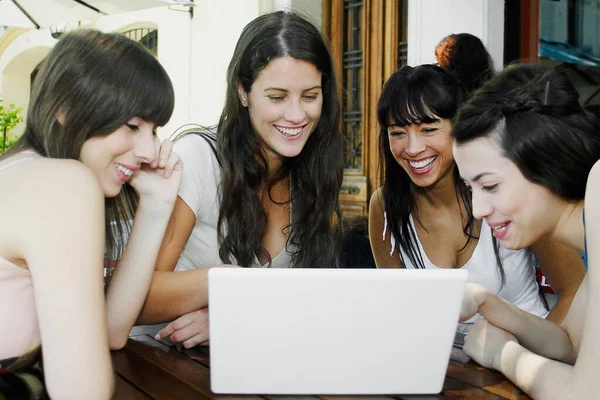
[[342, 1, 364, 173], [123, 28, 158, 56]]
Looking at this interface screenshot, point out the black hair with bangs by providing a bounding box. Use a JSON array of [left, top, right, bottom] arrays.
[[375, 65, 486, 274], [378, 64, 464, 129]]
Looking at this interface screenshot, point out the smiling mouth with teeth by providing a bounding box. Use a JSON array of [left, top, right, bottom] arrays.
[[408, 156, 436, 169], [275, 125, 304, 136], [116, 164, 133, 177]]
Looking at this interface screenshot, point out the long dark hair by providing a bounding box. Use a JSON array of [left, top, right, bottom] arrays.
[[2, 29, 175, 262], [216, 11, 343, 268], [376, 65, 475, 269], [377, 64, 507, 284], [453, 64, 600, 201]]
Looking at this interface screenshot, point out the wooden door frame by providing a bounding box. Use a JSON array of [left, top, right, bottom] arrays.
[[520, 0, 540, 63], [323, 0, 402, 215]]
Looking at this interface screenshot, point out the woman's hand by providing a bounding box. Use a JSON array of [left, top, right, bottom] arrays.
[[155, 307, 210, 348], [464, 318, 518, 370], [460, 282, 489, 321], [129, 138, 183, 205]]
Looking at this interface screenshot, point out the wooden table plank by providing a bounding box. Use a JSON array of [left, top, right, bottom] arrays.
[[263, 396, 320, 400], [441, 377, 505, 400], [445, 362, 529, 400], [112, 343, 210, 400], [127, 336, 263, 400], [112, 334, 526, 400], [320, 396, 394, 400], [391, 393, 452, 399], [112, 375, 152, 400], [181, 343, 211, 368]]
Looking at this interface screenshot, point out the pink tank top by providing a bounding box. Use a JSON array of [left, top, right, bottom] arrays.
[[0, 155, 42, 359], [0, 257, 40, 359]]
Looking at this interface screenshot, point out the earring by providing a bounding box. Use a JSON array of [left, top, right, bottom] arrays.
[[240, 96, 248, 107]]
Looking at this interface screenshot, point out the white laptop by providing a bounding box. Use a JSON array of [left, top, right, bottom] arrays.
[[209, 268, 468, 395]]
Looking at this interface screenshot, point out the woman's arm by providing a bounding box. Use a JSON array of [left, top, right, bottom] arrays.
[[463, 282, 579, 363], [368, 188, 403, 268], [529, 236, 586, 323], [104, 140, 182, 349], [22, 162, 113, 399], [137, 196, 225, 324], [482, 254, 594, 399], [465, 161, 600, 399]]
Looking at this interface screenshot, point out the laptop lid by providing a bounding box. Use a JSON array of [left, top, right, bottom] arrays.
[[209, 268, 467, 395]]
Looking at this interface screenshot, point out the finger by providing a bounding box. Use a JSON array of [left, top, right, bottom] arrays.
[[171, 322, 209, 345], [148, 136, 161, 168], [158, 138, 173, 169], [155, 313, 194, 340], [182, 331, 210, 349], [163, 152, 182, 178], [155, 322, 176, 340]]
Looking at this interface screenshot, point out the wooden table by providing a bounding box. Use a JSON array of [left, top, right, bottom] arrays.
[[111, 334, 530, 400]]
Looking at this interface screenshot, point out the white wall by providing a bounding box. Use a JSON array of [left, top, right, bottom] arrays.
[[187, 0, 261, 128], [407, 0, 504, 71]]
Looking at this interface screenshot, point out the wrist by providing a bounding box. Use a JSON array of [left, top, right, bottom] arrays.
[[473, 284, 492, 314], [493, 337, 520, 372], [136, 198, 175, 215]]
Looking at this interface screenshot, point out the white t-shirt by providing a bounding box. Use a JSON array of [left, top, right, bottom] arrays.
[[383, 214, 548, 322], [173, 134, 295, 271]]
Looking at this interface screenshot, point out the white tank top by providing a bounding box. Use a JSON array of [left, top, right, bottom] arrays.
[[383, 214, 548, 320]]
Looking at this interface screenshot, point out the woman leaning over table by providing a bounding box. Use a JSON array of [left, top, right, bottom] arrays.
[[453, 64, 599, 399], [0, 30, 181, 399], [137, 11, 344, 347], [369, 64, 585, 332]]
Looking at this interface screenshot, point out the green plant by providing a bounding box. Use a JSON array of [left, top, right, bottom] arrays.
[[0, 99, 24, 153]]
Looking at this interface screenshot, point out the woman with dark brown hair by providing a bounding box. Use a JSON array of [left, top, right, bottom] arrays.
[[139, 11, 344, 347], [0, 29, 180, 398]]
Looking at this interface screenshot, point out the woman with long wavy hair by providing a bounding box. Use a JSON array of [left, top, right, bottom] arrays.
[[139, 10, 344, 347]]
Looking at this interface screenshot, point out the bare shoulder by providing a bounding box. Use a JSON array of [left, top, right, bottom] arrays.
[[3, 158, 103, 221], [368, 187, 386, 229], [369, 187, 385, 212], [1, 158, 105, 262], [15, 158, 101, 199]]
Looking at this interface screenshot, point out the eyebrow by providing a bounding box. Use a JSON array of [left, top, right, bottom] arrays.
[[387, 119, 441, 129], [470, 172, 493, 182], [264, 86, 322, 92]]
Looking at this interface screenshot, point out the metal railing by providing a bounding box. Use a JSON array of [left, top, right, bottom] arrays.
[[123, 28, 158, 56]]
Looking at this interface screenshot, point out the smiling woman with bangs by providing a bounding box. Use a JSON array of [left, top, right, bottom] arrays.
[[0, 29, 181, 399], [368, 64, 585, 339]]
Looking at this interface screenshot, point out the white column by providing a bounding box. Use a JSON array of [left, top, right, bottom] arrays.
[[188, 0, 261, 127]]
